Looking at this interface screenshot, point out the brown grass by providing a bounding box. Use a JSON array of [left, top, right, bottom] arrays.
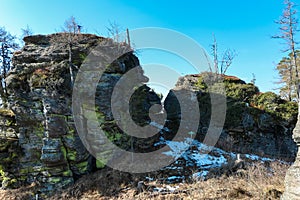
[[0, 161, 290, 200]]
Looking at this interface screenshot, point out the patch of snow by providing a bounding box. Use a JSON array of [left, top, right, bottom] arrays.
[[153, 187, 164, 192], [166, 185, 179, 192], [192, 171, 209, 180], [162, 138, 228, 169], [164, 176, 185, 183], [157, 137, 287, 182], [149, 121, 170, 132], [145, 177, 154, 181], [245, 154, 273, 162], [163, 166, 183, 170], [162, 140, 190, 159], [153, 185, 180, 193], [149, 121, 164, 130], [154, 136, 166, 147], [191, 153, 227, 169]]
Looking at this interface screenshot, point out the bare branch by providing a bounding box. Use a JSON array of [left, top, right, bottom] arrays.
[[106, 21, 124, 43], [52, 16, 83, 88], [210, 34, 236, 74]]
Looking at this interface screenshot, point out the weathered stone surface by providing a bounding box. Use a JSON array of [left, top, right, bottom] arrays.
[[282, 106, 300, 199], [0, 33, 159, 196], [165, 73, 297, 160], [0, 109, 20, 189], [1, 32, 297, 198]]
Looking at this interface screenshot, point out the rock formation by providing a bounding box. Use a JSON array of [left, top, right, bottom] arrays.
[[164, 73, 297, 160], [0, 33, 298, 198], [0, 33, 161, 196], [282, 106, 300, 199]]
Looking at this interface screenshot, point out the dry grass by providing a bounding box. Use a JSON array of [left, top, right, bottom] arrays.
[[0, 161, 289, 200]]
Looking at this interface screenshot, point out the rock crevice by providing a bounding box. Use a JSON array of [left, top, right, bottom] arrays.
[[0, 33, 159, 195]]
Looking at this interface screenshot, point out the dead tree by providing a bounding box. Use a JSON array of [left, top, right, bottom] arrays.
[[211, 34, 237, 75], [52, 16, 82, 87]]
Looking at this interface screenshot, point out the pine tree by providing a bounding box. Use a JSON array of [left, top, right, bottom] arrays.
[[273, 0, 299, 100], [276, 51, 300, 101]]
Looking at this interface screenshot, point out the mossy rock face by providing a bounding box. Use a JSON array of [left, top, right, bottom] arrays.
[[130, 85, 162, 126], [2, 33, 159, 196], [251, 92, 298, 125], [0, 111, 20, 189], [225, 83, 259, 102], [225, 102, 247, 128], [0, 109, 15, 117], [0, 117, 21, 189], [167, 73, 297, 159]]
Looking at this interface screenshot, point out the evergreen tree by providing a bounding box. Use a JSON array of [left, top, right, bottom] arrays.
[[273, 0, 299, 101], [276, 51, 300, 101]]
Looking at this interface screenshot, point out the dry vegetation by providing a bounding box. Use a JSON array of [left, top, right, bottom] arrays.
[[0, 161, 289, 200]]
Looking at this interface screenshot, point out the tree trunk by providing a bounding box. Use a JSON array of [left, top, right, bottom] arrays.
[[0, 77, 7, 108], [68, 43, 74, 88]]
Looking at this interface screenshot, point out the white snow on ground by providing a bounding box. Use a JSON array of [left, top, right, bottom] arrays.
[[192, 153, 227, 169], [166, 185, 180, 192], [162, 140, 191, 159], [145, 177, 154, 181], [165, 176, 185, 182], [148, 135, 287, 194], [153, 185, 180, 193], [149, 121, 170, 132], [160, 138, 229, 170], [156, 136, 283, 181], [192, 171, 209, 180], [245, 154, 273, 162]]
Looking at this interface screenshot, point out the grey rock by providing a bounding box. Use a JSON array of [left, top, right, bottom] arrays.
[[0, 33, 159, 196], [282, 107, 300, 199]]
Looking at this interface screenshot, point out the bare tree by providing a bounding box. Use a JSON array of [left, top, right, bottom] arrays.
[[20, 25, 33, 47], [106, 21, 123, 43], [21, 25, 33, 38], [0, 27, 19, 107], [52, 16, 82, 87], [211, 34, 219, 74], [273, 0, 299, 98], [211, 34, 237, 75], [105, 21, 133, 57], [251, 73, 256, 85]]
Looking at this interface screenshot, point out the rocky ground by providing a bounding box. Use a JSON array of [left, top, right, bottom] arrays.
[[0, 33, 298, 199], [0, 159, 289, 200], [0, 136, 291, 199]]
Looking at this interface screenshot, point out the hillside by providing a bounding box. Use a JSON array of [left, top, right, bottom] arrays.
[[0, 33, 298, 199]]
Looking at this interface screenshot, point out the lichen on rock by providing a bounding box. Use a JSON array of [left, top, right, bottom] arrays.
[[165, 72, 297, 160], [0, 33, 159, 196]]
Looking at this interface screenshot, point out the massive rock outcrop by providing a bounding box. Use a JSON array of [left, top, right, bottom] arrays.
[[0, 33, 161, 196], [164, 73, 298, 160], [0, 33, 298, 198]]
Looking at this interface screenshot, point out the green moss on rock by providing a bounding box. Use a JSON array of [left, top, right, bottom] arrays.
[[0, 109, 15, 117], [251, 92, 298, 123], [96, 159, 106, 169], [74, 161, 89, 174]]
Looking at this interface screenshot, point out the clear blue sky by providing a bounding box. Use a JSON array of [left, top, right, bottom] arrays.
[[0, 0, 298, 93]]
